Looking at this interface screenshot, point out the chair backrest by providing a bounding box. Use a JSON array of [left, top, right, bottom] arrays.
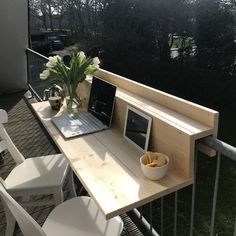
[[0, 109, 25, 165], [0, 182, 47, 236]]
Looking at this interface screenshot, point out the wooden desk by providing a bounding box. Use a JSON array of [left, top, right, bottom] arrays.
[[32, 101, 192, 220]]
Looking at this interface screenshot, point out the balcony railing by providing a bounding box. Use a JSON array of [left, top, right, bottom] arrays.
[[26, 48, 236, 236], [27, 48, 48, 101]]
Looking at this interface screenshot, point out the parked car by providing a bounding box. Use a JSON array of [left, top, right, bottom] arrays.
[[48, 36, 64, 50]]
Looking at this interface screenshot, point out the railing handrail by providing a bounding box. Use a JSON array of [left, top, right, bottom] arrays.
[[199, 136, 236, 162], [26, 48, 49, 61]]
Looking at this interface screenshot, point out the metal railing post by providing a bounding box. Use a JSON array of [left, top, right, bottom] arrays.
[[161, 197, 164, 236], [190, 148, 198, 236], [149, 202, 153, 231], [174, 191, 178, 236], [210, 152, 221, 236], [234, 216, 236, 236]]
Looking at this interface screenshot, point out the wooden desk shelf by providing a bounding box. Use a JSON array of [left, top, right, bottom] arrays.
[[31, 102, 192, 219], [31, 69, 218, 219]]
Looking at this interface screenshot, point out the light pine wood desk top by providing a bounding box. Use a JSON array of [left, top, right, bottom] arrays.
[[32, 101, 192, 219]]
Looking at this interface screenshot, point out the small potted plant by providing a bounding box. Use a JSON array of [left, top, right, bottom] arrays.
[[40, 51, 100, 111]]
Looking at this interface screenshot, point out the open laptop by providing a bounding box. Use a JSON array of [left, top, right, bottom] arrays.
[[52, 77, 117, 138]]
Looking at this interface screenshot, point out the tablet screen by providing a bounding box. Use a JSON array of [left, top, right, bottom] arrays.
[[124, 106, 152, 152]]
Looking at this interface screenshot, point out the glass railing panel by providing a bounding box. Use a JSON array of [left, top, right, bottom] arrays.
[[27, 48, 49, 100]]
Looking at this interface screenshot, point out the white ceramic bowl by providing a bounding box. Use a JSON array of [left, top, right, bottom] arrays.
[[140, 153, 169, 180]]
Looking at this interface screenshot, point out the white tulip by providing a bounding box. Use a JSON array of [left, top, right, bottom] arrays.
[[93, 64, 100, 69], [49, 55, 61, 62], [78, 51, 86, 59], [55, 55, 62, 61], [40, 69, 50, 80], [46, 61, 53, 68], [92, 57, 100, 65], [46, 55, 61, 68]]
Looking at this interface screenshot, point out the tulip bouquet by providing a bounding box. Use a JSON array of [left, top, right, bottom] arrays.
[[40, 51, 100, 111]]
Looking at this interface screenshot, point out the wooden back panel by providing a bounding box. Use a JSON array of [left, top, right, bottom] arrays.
[[95, 69, 219, 156], [96, 70, 218, 132], [89, 69, 218, 177]]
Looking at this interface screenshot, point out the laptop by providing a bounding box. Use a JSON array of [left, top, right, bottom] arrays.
[[52, 77, 117, 138]]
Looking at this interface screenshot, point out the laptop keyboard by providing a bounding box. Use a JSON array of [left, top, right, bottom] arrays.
[[67, 112, 106, 133], [52, 111, 109, 138]]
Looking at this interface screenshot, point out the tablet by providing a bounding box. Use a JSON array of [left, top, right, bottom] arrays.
[[123, 105, 152, 152]]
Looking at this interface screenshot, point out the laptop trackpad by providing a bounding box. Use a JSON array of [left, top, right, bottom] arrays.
[[52, 112, 108, 138]]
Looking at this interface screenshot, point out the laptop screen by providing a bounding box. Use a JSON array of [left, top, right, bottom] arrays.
[[88, 77, 117, 127]]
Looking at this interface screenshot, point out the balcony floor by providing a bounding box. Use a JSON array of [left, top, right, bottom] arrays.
[[0, 91, 143, 236]]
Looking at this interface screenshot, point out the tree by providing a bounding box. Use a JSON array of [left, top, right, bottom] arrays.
[[53, 0, 70, 30], [98, 0, 158, 76], [30, 0, 65, 31], [97, 0, 193, 78], [29, 0, 47, 30], [195, 0, 236, 72], [149, 0, 193, 63]]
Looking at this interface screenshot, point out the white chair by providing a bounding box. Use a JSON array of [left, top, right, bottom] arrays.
[[0, 109, 77, 235], [0, 182, 124, 236]]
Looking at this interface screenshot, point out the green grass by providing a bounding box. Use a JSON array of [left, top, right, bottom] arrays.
[[171, 37, 195, 49]]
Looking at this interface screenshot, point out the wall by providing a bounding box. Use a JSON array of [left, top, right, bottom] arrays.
[[0, 0, 28, 93]]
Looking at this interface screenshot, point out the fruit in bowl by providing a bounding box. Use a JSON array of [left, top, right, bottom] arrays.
[[140, 152, 169, 180]]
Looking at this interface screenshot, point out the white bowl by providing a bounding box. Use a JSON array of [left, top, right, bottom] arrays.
[[140, 153, 169, 180]]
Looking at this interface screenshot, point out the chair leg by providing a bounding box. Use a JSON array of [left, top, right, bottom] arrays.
[[53, 188, 64, 206], [68, 167, 77, 197], [2, 202, 15, 236]]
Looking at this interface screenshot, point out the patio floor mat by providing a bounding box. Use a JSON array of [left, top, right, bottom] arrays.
[[0, 91, 143, 236]]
